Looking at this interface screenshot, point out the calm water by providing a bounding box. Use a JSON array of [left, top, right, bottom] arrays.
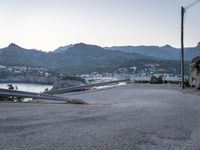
[[0, 83, 52, 93]]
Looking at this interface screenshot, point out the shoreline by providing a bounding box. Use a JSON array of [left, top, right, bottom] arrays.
[[0, 81, 53, 85]]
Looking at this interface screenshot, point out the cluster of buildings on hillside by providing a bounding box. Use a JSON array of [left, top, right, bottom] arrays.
[[0, 65, 185, 84], [81, 72, 183, 84], [0, 65, 52, 77], [0, 65, 54, 84]]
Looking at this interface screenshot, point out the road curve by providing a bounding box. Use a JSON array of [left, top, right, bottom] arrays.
[[0, 84, 200, 150]]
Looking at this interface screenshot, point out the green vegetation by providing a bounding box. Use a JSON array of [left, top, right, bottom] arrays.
[[0, 96, 8, 101], [0, 43, 192, 75], [150, 76, 163, 84], [0, 84, 23, 102], [44, 88, 49, 92], [7, 84, 15, 90], [184, 79, 191, 87]]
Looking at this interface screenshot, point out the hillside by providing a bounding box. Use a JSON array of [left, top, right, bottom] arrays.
[[0, 43, 55, 68], [105, 42, 200, 61], [0, 43, 154, 73], [52, 43, 154, 73]]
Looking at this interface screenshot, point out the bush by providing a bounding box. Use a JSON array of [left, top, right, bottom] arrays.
[[7, 84, 15, 90], [0, 96, 8, 101], [150, 76, 163, 84], [184, 79, 191, 87], [0, 84, 24, 102]]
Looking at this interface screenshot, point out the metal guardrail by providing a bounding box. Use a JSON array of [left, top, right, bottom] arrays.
[[0, 88, 66, 101], [45, 79, 130, 94], [132, 77, 151, 82], [0, 77, 182, 101], [131, 77, 182, 82], [162, 77, 181, 82], [0, 80, 130, 100]]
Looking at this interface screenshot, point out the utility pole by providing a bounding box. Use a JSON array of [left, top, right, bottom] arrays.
[[180, 0, 200, 89], [181, 6, 185, 89]]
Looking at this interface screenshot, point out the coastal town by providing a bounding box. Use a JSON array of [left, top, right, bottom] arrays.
[[0, 0, 200, 150]]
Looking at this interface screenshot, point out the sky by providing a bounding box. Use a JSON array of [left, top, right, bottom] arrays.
[[0, 0, 200, 51]]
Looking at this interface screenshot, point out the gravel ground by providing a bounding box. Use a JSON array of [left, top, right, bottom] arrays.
[[0, 84, 200, 150]]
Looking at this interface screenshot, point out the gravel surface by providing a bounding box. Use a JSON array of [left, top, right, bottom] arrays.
[[0, 84, 200, 150]]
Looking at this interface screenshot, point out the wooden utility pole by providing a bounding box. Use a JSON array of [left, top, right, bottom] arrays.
[[181, 7, 185, 89]]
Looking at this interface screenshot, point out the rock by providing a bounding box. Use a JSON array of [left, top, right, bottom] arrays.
[[189, 56, 200, 89]]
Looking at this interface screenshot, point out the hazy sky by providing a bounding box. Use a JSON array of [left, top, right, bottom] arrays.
[[0, 0, 200, 51]]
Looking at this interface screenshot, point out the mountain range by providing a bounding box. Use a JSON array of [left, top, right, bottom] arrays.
[[105, 42, 200, 61], [53, 42, 200, 61], [0, 42, 199, 74]]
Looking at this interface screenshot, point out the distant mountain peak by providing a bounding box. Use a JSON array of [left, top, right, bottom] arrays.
[[73, 43, 101, 49], [75, 42, 86, 46], [54, 43, 99, 53], [54, 44, 73, 53], [7, 43, 22, 49], [74, 43, 92, 47], [162, 44, 173, 48]]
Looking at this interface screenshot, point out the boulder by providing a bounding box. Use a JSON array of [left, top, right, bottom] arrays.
[[189, 56, 200, 89]]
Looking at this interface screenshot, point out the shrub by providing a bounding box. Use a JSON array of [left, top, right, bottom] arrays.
[[0, 84, 24, 102], [150, 76, 163, 84]]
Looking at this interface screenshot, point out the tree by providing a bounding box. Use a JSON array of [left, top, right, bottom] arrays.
[[44, 88, 49, 92], [0, 84, 23, 102], [7, 84, 14, 90]]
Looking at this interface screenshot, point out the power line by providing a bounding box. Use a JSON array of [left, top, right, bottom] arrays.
[[178, 0, 188, 6], [185, 0, 193, 7], [177, 0, 185, 7], [185, 0, 200, 9]]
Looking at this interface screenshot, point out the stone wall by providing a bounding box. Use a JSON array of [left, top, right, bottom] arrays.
[[189, 56, 200, 89]]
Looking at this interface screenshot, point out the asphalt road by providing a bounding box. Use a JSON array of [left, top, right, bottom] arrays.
[[1, 84, 200, 150]]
